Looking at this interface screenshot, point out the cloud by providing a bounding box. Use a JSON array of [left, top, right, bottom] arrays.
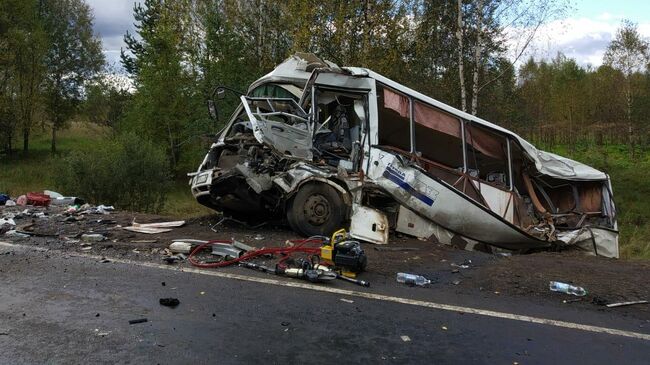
[[87, 0, 137, 70], [516, 16, 650, 68]]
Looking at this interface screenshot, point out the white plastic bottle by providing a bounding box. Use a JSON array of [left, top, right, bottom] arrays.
[[397, 272, 431, 286], [549, 281, 587, 296]]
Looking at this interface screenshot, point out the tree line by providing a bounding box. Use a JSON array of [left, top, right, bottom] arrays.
[[1, 0, 649, 169]]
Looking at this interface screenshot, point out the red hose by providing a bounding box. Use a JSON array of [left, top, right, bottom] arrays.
[[187, 238, 325, 268]]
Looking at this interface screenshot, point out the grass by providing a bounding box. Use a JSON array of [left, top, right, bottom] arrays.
[[0, 123, 105, 195], [0, 123, 212, 218], [2, 124, 650, 258]]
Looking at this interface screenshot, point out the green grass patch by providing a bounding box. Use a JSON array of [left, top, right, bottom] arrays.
[[163, 182, 214, 218], [0, 123, 108, 195]]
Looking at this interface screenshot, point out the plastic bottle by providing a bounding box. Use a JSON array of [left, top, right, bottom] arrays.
[[549, 281, 587, 296], [397, 272, 431, 286]]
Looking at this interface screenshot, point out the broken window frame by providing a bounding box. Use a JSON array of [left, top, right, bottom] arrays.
[[310, 85, 371, 171], [462, 120, 514, 191], [378, 83, 519, 191]]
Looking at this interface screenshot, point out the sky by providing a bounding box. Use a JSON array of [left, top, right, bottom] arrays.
[[87, 0, 650, 70]]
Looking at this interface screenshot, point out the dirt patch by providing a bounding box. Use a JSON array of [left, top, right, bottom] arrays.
[[2, 205, 650, 318]]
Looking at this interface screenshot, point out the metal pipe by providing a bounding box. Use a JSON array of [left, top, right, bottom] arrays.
[[460, 119, 467, 172], [507, 138, 513, 191], [409, 97, 415, 153], [311, 85, 317, 133]]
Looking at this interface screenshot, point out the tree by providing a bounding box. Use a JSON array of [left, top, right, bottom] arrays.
[[41, 0, 104, 153], [121, 0, 205, 172], [1, 0, 48, 155], [603, 19, 650, 157], [82, 72, 132, 129]]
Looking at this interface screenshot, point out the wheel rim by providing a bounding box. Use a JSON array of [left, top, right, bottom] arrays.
[[303, 194, 331, 226]]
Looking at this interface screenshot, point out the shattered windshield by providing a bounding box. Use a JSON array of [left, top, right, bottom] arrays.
[[240, 96, 313, 159], [242, 97, 309, 128]]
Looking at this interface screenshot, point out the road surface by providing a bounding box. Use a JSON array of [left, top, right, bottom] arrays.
[[0, 242, 648, 364]]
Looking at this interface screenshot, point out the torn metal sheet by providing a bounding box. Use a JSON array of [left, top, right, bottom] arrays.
[[395, 205, 437, 240], [123, 220, 185, 234], [131, 221, 185, 228], [123, 226, 172, 234], [349, 204, 389, 244]]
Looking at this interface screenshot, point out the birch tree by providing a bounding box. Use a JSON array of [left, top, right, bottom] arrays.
[[42, 0, 104, 153], [604, 20, 649, 157], [457, 0, 567, 116]]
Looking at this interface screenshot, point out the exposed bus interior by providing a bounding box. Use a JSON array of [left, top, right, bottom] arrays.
[[375, 83, 616, 239]]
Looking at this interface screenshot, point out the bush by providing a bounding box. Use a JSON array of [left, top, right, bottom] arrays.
[[55, 133, 171, 212]]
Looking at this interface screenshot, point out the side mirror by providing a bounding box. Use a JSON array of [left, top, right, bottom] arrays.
[[216, 87, 226, 100], [207, 100, 218, 120]]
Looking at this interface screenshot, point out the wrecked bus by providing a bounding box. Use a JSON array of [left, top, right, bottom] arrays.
[[190, 53, 619, 258]]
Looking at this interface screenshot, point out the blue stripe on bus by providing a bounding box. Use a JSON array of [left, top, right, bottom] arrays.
[[382, 168, 434, 206]]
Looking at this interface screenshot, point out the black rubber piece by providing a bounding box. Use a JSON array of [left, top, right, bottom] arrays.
[[128, 318, 148, 325], [159, 298, 180, 308]]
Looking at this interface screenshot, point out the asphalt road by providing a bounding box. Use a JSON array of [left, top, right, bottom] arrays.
[[1, 243, 648, 364]]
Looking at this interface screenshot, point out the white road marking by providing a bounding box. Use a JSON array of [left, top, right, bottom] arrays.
[[2, 241, 649, 341]]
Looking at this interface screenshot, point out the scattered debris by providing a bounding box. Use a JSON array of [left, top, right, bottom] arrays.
[[211, 242, 243, 259], [254, 234, 264, 240], [124, 226, 171, 234], [128, 318, 148, 325], [139, 220, 185, 228], [441, 326, 448, 331], [0, 218, 16, 234], [169, 241, 194, 254], [26, 192, 51, 206], [592, 296, 609, 306], [159, 298, 180, 308], [549, 281, 587, 296], [400, 335, 411, 342], [563, 298, 583, 304], [373, 246, 419, 252], [3, 230, 30, 238], [451, 260, 472, 269], [123, 220, 185, 234], [131, 239, 158, 244], [81, 234, 106, 242], [89, 205, 114, 214], [606, 300, 649, 308], [281, 321, 290, 326], [15, 195, 27, 206], [340, 298, 354, 304], [45, 190, 84, 206], [232, 240, 254, 252], [162, 254, 185, 264], [452, 279, 462, 286]]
